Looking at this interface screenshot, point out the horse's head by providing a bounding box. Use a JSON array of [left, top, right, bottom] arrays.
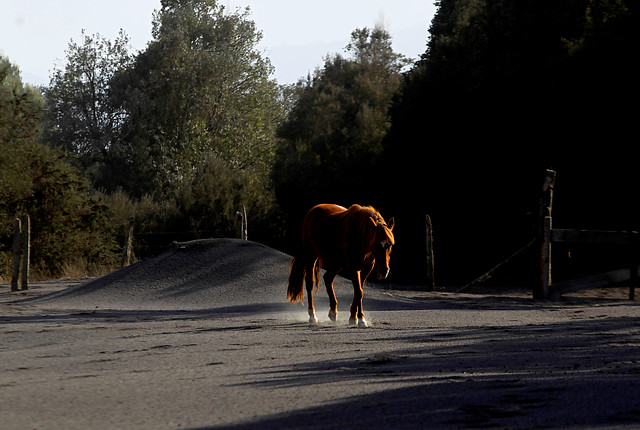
[[369, 215, 395, 280]]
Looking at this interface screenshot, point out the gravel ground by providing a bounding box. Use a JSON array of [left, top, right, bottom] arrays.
[[1, 239, 639, 429]]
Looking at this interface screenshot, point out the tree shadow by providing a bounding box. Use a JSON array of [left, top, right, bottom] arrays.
[[198, 316, 640, 429]]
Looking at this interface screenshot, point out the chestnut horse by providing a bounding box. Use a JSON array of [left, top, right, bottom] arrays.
[[287, 204, 395, 327]]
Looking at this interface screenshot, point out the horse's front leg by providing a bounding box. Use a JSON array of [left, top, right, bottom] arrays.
[[349, 263, 374, 327], [349, 271, 367, 327]]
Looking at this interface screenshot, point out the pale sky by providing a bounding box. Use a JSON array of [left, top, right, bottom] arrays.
[[1, 0, 437, 86]]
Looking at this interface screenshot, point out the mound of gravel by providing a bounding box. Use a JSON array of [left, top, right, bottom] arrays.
[[29, 239, 294, 311]]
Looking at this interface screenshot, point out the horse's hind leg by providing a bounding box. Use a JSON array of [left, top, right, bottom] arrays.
[[324, 271, 338, 321], [349, 270, 366, 327], [306, 259, 318, 323]]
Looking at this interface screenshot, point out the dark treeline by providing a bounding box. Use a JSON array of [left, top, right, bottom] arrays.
[[383, 0, 636, 284], [1, 0, 635, 284], [277, 0, 636, 285]]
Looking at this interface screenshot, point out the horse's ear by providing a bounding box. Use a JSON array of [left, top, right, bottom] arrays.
[[387, 217, 395, 231], [369, 216, 378, 227]]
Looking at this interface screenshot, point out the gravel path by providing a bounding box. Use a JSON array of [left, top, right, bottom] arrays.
[[1, 239, 639, 429]]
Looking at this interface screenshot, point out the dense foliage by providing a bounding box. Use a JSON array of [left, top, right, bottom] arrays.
[[1, 0, 634, 283], [109, 0, 284, 199], [42, 0, 286, 260], [1, 57, 119, 279], [273, 26, 410, 243]]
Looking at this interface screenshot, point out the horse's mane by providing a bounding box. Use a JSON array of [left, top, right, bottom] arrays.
[[343, 204, 394, 246]]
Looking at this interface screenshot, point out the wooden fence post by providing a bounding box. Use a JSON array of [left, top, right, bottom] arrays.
[[629, 231, 638, 300], [11, 218, 22, 292], [541, 216, 552, 299], [425, 214, 435, 290], [237, 204, 248, 240], [21, 214, 30, 290], [534, 170, 555, 299], [121, 218, 135, 268]]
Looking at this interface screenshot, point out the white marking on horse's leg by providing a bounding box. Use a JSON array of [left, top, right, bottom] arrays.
[[308, 309, 318, 324], [328, 310, 337, 322], [357, 318, 368, 328]]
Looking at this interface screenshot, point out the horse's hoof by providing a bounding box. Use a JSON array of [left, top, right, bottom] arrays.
[[328, 311, 337, 322], [349, 318, 357, 326], [309, 314, 318, 324], [357, 318, 368, 328]]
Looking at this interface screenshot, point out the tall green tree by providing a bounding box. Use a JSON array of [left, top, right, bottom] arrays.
[[42, 30, 132, 187], [113, 0, 284, 199], [274, 26, 410, 219]]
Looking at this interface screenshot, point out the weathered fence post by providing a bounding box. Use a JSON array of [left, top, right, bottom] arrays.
[[535, 169, 555, 299], [425, 214, 435, 290], [629, 231, 638, 300], [21, 214, 30, 290], [11, 218, 22, 292], [541, 216, 552, 299], [237, 204, 248, 240], [121, 217, 135, 268]]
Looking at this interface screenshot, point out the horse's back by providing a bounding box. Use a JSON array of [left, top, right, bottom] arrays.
[[301, 204, 348, 259], [308, 204, 348, 218], [304, 204, 346, 227], [300, 203, 388, 273]]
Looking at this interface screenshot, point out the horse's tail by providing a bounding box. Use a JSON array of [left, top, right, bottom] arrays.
[[287, 256, 320, 303], [287, 257, 306, 303]]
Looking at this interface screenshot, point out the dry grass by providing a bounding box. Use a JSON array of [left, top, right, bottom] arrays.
[[0, 258, 118, 284]]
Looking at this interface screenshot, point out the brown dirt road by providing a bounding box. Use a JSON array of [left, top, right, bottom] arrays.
[[1, 239, 639, 429]]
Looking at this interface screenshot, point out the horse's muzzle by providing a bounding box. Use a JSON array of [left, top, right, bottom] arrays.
[[376, 267, 391, 280]]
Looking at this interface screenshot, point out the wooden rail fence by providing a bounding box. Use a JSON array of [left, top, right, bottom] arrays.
[[7, 205, 249, 288], [539, 169, 638, 299], [541, 220, 639, 300], [462, 170, 638, 300]]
